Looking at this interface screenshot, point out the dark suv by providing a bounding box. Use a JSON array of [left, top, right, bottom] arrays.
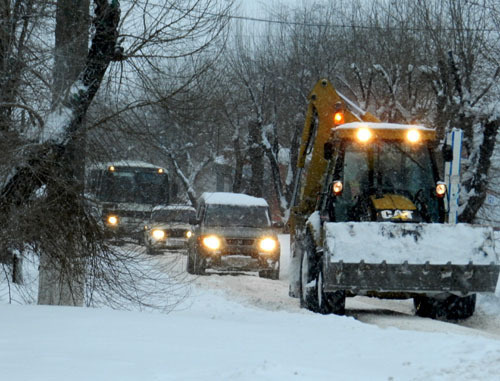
[[186, 192, 281, 279]]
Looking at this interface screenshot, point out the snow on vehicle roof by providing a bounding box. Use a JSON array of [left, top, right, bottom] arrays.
[[153, 204, 195, 211], [337, 122, 434, 131], [200, 192, 269, 207]]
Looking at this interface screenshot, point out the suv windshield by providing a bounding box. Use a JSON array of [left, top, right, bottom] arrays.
[[204, 205, 271, 228], [152, 209, 195, 223]]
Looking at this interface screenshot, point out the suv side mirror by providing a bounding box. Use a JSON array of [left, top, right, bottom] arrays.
[[189, 216, 200, 225], [272, 221, 284, 229], [442, 144, 453, 162]]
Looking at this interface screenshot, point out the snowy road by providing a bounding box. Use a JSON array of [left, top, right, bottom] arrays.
[[3, 236, 500, 380], [157, 234, 500, 341]]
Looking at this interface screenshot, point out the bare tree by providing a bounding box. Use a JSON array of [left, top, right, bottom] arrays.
[[412, 0, 500, 222], [1, 0, 236, 308]]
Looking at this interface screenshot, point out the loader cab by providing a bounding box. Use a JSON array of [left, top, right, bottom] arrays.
[[322, 123, 445, 224]]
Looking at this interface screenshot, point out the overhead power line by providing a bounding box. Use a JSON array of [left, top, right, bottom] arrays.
[[219, 12, 499, 33]]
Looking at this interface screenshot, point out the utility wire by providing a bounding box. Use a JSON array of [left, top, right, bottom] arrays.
[[218, 12, 500, 33]]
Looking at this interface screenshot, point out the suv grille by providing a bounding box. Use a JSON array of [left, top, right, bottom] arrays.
[[226, 238, 255, 246], [169, 229, 188, 238]]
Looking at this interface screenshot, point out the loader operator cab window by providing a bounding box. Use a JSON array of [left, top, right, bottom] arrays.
[[332, 140, 440, 222]]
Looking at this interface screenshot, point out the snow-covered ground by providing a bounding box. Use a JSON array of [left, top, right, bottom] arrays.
[[1, 235, 500, 380]]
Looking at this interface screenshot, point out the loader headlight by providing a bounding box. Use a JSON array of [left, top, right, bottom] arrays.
[[107, 215, 119, 226], [259, 237, 278, 252], [202, 235, 221, 250], [407, 129, 421, 143], [356, 128, 372, 142], [332, 180, 343, 196], [151, 229, 166, 241], [436, 182, 447, 198]]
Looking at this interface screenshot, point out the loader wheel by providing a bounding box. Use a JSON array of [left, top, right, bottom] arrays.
[[299, 235, 319, 312], [316, 268, 345, 315], [445, 294, 476, 320], [413, 294, 476, 320]]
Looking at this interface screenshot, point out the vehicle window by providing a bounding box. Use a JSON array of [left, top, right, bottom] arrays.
[[152, 209, 195, 223], [204, 205, 271, 228], [97, 170, 169, 204], [334, 140, 440, 222]]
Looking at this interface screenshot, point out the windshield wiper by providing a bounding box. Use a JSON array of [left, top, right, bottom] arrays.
[[393, 144, 425, 170]]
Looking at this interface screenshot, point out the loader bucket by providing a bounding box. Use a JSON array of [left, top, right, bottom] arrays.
[[323, 222, 499, 295]]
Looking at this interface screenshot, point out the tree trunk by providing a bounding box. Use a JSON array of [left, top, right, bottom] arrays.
[[0, 0, 121, 306], [247, 120, 264, 197], [53, 0, 90, 105], [37, 0, 91, 307], [232, 135, 244, 193]]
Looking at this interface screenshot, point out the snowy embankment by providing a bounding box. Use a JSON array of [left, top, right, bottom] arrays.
[[1, 235, 500, 380]]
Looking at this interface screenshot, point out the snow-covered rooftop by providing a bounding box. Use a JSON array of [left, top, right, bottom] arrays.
[[200, 192, 269, 207], [87, 161, 166, 171], [152, 204, 195, 211]]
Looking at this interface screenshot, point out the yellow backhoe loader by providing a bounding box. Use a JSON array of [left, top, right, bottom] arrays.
[[289, 79, 499, 319]]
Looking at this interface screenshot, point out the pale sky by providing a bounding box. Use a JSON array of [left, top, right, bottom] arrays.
[[238, 0, 303, 17]]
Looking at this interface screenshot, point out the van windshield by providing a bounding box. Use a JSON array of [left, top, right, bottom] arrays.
[[152, 209, 195, 223], [98, 171, 168, 204], [204, 205, 271, 228]]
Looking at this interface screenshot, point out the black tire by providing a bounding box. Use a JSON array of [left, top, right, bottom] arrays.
[[299, 234, 319, 312], [186, 248, 205, 275], [186, 249, 195, 274], [146, 246, 158, 255], [316, 268, 346, 315], [414, 294, 476, 320]]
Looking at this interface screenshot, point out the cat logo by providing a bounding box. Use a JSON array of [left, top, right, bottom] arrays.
[[380, 210, 414, 220]]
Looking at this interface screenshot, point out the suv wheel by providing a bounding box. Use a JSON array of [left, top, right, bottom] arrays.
[[258, 264, 279, 280]]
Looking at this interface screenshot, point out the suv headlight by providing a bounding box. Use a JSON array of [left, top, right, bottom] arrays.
[[151, 229, 166, 240], [202, 235, 221, 250], [259, 237, 277, 252]]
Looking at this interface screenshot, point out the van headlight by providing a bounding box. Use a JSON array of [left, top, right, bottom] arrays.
[[259, 237, 277, 252], [107, 215, 119, 226]]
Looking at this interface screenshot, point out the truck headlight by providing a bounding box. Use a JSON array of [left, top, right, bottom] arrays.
[[186, 230, 192, 238], [332, 180, 343, 196], [356, 128, 372, 142], [151, 229, 166, 240], [259, 237, 277, 252], [407, 129, 420, 143], [202, 235, 221, 250]]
